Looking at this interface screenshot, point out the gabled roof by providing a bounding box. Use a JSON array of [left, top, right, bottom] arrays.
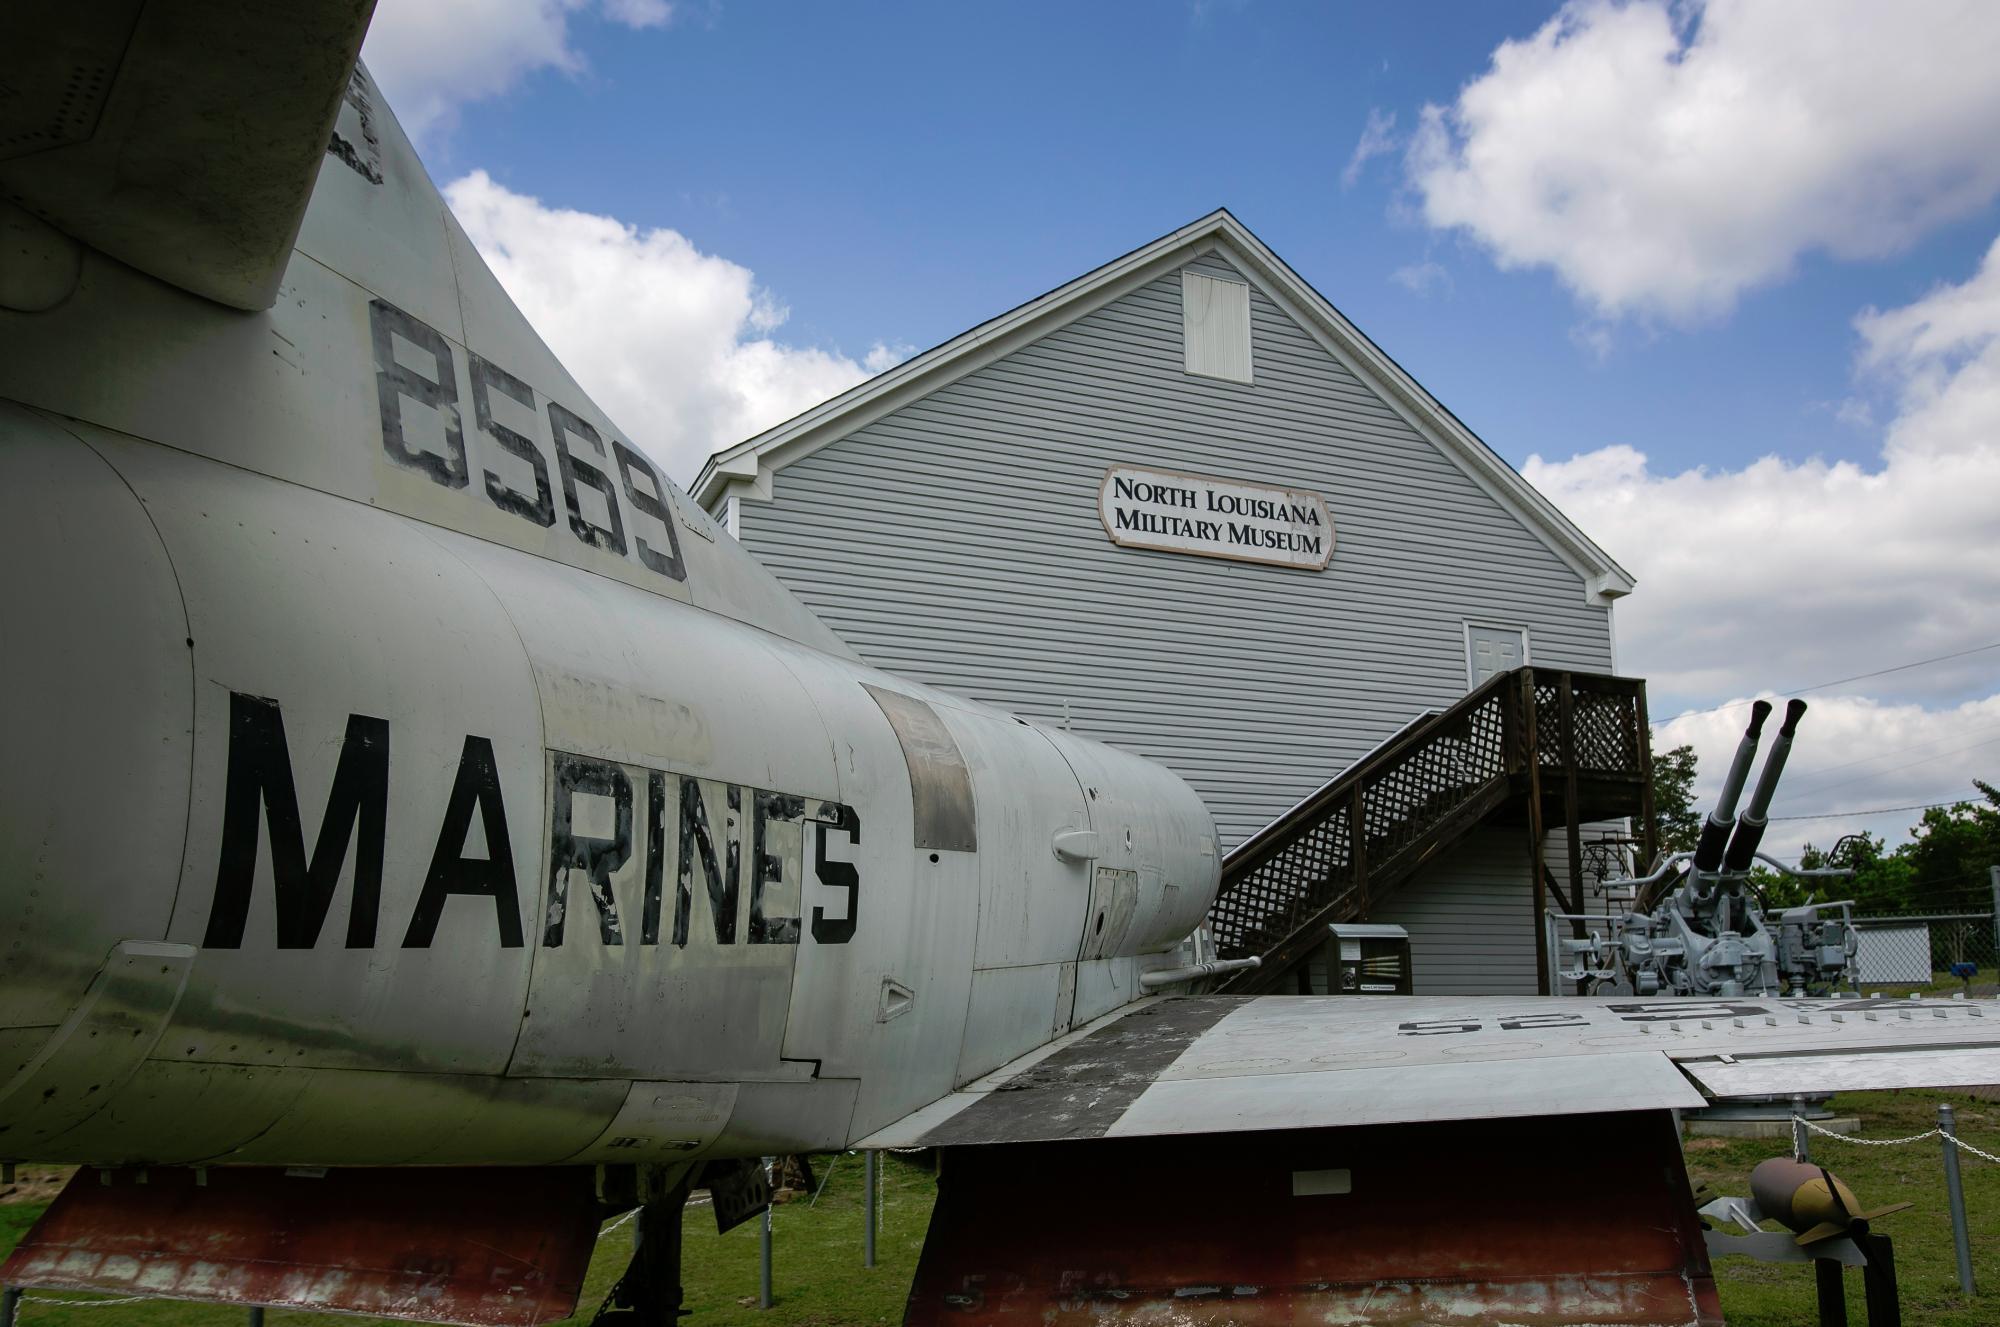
[[692, 209, 1633, 604]]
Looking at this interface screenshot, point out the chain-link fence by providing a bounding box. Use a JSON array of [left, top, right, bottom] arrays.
[[1850, 910, 1998, 996]]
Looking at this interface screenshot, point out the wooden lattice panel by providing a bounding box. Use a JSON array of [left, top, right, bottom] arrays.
[[1569, 688, 1639, 771], [1208, 812, 1351, 956]]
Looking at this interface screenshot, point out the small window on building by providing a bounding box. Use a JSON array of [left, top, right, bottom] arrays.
[[1182, 270, 1253, 383]]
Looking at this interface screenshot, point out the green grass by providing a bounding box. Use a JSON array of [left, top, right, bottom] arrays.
[[4, 1097, 1996, 1325], [0, 1205, 41, 1261], [1687, 1089, 2000, 1327], [1871, 968, 1999, 999], [612, 1152, 935, 1327]]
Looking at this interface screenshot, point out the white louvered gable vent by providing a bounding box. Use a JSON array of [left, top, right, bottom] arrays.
[[1181, 269, 1253, 383]]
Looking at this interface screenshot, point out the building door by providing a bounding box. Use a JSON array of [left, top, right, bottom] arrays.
[[1465, 623, 1528, 689]]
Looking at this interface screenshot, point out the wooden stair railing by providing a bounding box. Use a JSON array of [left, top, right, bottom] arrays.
[[1205, 667, 1648, 995]]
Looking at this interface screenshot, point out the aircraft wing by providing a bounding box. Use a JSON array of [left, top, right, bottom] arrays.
[[861, 993, 2000, 1147], [0, 1, 374, 310]]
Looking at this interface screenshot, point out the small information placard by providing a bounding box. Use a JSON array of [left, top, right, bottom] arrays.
[[1098, 465, 1333, 570]]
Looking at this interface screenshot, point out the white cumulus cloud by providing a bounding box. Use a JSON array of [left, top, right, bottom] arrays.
[[446, 171, 895, 480], [1406, 0, 2000, 322], [1528, 236, 2000, 846], [1657, 696, 2000, 858], [1341, 108, 1399, 190], [362, 0, 673, 143], [1389, 261, 1451, 298]]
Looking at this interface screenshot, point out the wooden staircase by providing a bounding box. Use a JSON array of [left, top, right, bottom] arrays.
[[1206, 668, 1653, 994]]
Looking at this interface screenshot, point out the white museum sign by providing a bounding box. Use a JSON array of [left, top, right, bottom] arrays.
[[1097, 465, 1333, 570]]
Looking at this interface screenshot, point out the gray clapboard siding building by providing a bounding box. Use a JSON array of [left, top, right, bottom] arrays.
[[693, 211, 1636, 994]]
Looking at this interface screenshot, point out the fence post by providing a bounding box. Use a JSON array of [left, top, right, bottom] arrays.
[[3, 1286, 20, 1327], [1792, 1094, 1810, 1162], [1939, 1103, 1975, 1296], [759, 1157, 774, 1309], [1990, 866, 1998, 969], [1851, 909, 1865, 996], [863, 1150, 878, 1269]]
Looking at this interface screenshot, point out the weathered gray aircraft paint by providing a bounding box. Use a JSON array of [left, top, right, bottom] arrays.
[[4, 9, 2000, 1327], [0, 25, 1214, 1168]]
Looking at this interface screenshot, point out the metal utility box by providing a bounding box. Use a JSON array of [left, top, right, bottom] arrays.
[[1301, 923, 1413, 995]]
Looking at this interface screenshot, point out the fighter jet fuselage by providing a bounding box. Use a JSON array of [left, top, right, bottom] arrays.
[[0, 65, 1216, 1171]]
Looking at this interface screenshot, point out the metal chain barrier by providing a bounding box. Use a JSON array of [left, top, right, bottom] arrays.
[[1945, 1131, 2000, 1165], [1793, 1114, 2000, 1164], [1794, 1116, 1945, 1147]]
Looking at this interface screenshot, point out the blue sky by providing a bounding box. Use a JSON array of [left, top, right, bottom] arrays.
[[365, 0, 2000, 850], [416, 1, 2000, 478]]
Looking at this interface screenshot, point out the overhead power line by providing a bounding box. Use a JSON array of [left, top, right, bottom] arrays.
[[1650, 639, 2000, 727], [1777, 718, 2000, 783], [1766, 798, 1976, 822]]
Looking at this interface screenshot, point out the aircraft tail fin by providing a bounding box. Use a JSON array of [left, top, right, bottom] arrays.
[[0, 1, 374, 310]]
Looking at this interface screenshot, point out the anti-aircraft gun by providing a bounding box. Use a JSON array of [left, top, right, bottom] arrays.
[[1555, 699, 1861, 997]]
